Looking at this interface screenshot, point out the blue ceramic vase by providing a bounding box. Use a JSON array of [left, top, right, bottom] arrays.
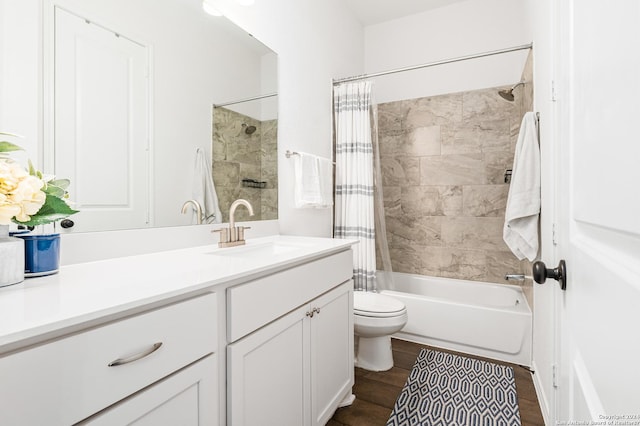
[[14, 233, 61, 277]]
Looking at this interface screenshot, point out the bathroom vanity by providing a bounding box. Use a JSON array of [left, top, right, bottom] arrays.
[[0, 235, 355, 425]]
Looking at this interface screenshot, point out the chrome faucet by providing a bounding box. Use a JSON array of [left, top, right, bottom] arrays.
[[213, 199, 254, 247], [181, 199, 203, 224]]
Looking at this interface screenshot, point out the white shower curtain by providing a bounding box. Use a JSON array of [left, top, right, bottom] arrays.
[[333, 81, 377, 292]]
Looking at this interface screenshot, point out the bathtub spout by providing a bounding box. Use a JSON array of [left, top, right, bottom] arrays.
[[504, 273, 532, 282]]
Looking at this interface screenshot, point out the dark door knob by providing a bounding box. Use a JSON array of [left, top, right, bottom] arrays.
[[60, 219, 75, 229], [533, 259, 567, 291]]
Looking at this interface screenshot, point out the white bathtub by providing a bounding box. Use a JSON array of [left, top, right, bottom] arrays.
[[379, 271, 532, 366]]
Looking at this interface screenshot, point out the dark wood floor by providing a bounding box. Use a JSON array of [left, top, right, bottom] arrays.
[[329, 339, 545, 426]]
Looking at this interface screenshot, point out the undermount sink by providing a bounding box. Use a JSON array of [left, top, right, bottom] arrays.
[[209, 240, 307, 258]]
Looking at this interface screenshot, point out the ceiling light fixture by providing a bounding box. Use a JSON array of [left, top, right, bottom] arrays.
[[234, 0, 255, 6], [202, 0, 223, 16]]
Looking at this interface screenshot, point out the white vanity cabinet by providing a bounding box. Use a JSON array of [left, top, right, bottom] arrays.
[[226, 250, 354, 426], [0, 235, 356, 426], [0, 292, 219, 426]]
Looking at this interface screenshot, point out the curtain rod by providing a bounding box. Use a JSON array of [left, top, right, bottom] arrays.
[[333, 43, 533, 85], [213, 92, 277, 108]]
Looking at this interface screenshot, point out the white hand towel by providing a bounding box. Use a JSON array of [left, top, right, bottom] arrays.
[[503, 112, 541, 261], [193, 148, 223, 224], [293, 152, 333, 209], [317, 156, 334, 208]]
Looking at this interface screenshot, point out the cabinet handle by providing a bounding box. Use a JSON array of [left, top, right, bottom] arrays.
[[108, 342, 163, 367], [313, 307, 320, 315], [306, 311, 314, 318]]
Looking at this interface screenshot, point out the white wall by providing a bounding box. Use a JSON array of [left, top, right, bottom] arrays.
[[210, 0, 364, 238], [364, 0, 531, 103]]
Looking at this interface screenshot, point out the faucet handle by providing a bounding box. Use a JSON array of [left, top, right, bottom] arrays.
[[237, 226, 251, 241], [212, 228, 229, 243]]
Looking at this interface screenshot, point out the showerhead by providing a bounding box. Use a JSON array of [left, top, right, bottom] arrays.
[[242, 123, 257, 135], [498, 81, 525, 102], [498, 89, 515, 102]]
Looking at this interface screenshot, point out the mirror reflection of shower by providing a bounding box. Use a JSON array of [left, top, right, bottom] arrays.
[[498, 81, 525, 102], [242, 123, 257, 135], [212, 92, 278, 223]]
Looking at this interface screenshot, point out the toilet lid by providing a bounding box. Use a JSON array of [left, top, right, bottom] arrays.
[[354, 292, 406, 317]]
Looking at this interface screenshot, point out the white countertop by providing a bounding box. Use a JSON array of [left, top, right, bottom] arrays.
[[0, 235, 354, 353]]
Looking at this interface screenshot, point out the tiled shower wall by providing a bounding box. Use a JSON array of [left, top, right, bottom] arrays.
[[378, 55, 533, 286], [212, 107, 278, 223]]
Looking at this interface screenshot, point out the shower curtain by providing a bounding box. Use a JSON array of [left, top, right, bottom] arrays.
[[333, 81, 393, 292]]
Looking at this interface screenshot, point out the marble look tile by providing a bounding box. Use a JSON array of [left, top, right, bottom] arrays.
[[484, 250, 523, 284], [389, 245, 442, 276], [261, 189, 278, 220], [443, 119, 511, 155], [437, 248, 487, 281], [405, 93, 463, 128], [212, 161, 240, 187], [462, 185, 509, 217], [401, 185, 462, 216], [261, 162, 278, 190], [389, 246, 423, 275], [381, 186, 401, 218], [212, 135, 228, 161], [386, 215, 442, 248], [379, 131, 405, 156], [441, 217, 508, 251], [262, 119, 278, 145], [379, 125, 441, 157], [381, 156, 420, 186], [407, 125, 441, 156], [215, 187, 241, 222], [462, 87, 520, 124], [509, 119, 521, 154], [484, 151, 515, 185], [239, 163, 262, 181], [378, 86, 529, 285], [237, 187, 261, 221], [377, 103, 406, 134], [420, 154, 485, 185], [227, 139, 261, 165]]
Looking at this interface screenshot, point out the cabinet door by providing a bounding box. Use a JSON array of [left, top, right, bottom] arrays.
[[227, 304, 310, 426], [310, 281, 354, 426], [81, 354, 218, 425]]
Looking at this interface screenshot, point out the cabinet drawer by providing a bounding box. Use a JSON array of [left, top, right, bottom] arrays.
[[0, 292, 217, 426], [227, 250, 352, 342]]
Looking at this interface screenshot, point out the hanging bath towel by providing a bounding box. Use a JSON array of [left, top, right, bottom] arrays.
[[193, 148, 223, 224], [503, 112, 540, 261]]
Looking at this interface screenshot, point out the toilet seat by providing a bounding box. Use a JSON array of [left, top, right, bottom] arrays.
[[354, 292, 406, 318]]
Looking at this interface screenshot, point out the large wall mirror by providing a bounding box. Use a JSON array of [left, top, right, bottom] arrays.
[[2, 0, 277, 233]]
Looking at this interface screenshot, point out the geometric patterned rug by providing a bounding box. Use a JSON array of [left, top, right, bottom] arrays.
[[387, 348, 521, 426]]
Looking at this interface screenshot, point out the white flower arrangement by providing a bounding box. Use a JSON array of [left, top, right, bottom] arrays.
[[0, 132, 78, 226]]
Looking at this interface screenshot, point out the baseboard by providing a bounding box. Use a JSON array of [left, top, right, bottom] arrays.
[[338, 393, 356, 408]]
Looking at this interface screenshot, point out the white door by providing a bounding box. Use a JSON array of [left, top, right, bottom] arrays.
[[54, 7, 149, 232], [550, 0, 640, 421]]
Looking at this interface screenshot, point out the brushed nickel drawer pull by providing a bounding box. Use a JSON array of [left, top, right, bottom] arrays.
[[108, 342, 163, 367]]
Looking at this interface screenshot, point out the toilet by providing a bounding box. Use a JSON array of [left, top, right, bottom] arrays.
[[353, 291, 408, 372]]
